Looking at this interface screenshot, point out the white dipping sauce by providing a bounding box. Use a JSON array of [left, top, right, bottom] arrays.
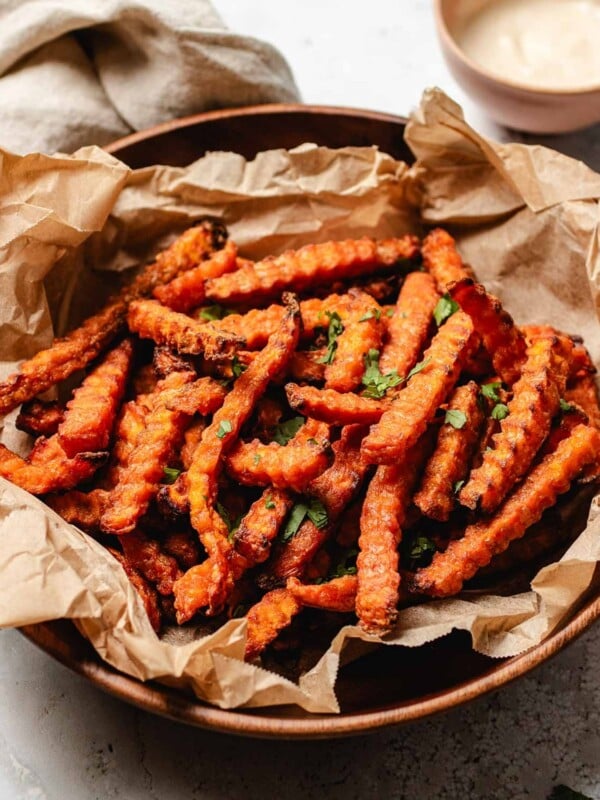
[[457, 0, 600, 90]]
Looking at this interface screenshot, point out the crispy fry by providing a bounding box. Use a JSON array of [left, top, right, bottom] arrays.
[[566, 374, 600, 430], [0, 220, 224, 417], [362, 311, 475, 464], [379, 271, 439, 376], [205, 236, 420, 304], [16, 400, 64, 437], [357, 437, 430, 635], [46, 488, 109, 533], [58, 339, 133, 458], [325, 289, 384, 393], [153, 240, 238, 312], [181, 418, 206, 470], [152, 347, 194, 379], [173, 294, 301, 620], [127, 299, 244, 359], [244, 588, 303, 660], [162, 530, 202, 570], [288, 349, 327, 383], [162, 377, 227, 416], [414, 381, 485, 521], [157, 473, 190, 518], [102, 397, 150, 489], [253, 396, 284, 440], [120, 530, 182, 596], [422, 228, 473, 291], [101, 369, 195, 535], [110, 548, 162, 633], [131, 363, 158, 395], [225, 419, 331, 491], [285, 383, 387, 425], [287, 575, 357, 612], [414, 424, 600, 596], [234, 488, 294, 565], [450, 278, 527, 385], [460, 334, 573, 513]]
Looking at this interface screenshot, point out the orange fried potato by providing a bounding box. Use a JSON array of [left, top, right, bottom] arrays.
[[287, 575, 357, 613], [110, 548, 162, 633], [450, 278, 527, 386], [244, 588, 303, 660], [234, 488, 294, 565], [356, 438, 429, 635], [157, 472, 190, 518], [460, 334, 573, 514], [422, 227, 473, 292], [102, 397, 150, 490], [362, 311, 475, 464], [46, 488, 109, 533], [379, 271, 439, 376], [566, 374, 600, 430], [58, 339, 133, 458], [153, 240, 238, 312], [414, 424, 600, 597], [225, 420, 331, 491], [174, 294, 301, 620], [253, 396, 284, 440], [131, 363, 158, 395], [205, 236, 420, 304], [16, 400, 64, 437], [101, 369, 195, 535], [127, 299, 244, 359], [324, 289, 384, 393], [181, 418, 206, 470], [162, 530, 202, 570], [152, 347, 194, 379], [120, 530, 182, 596], [0, 220, 224, 417], [285, 383, 387, 425], [414, 381, 485, 521], [162, 377, 227, 416], [287, 350, 327, 383]]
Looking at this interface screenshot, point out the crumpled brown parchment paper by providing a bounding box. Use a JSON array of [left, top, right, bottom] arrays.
[[1, 88, 600, 713]]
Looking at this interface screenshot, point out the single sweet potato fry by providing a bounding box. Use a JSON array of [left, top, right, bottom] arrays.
[[414, 381, 485, 521], [16, 400, 64, 437], [234, 488, 294, 565], [414, 424, 600, 596], [286, 383, 387, 425], [46, 488, 109, 533], [450, 278, 527, 386], [120, 530, 182, 596], [422, 227, 473, 292], [110, 548, 162, 633], [287, 575, 357, 613], [205, 236, 420, 304], [244, 588, 303, 660], [362, 310, 475, 464], [460, 334, 573, 513], [162, 377, 227, 416], [180, 418, 206, 470]]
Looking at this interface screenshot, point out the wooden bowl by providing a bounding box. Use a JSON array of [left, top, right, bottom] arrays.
[[20, 103, 600, 738]]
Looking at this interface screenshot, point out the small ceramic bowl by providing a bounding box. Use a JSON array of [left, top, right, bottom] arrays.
[[434, 0, 600, 133]]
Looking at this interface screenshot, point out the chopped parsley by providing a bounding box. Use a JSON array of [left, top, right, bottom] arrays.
[[273, 416, 305, 445], [231, 354, 246, 379], [402, 533, 437, 570], [162, 466, 181, 484], [359, 308, 382, 322], [491, 403, 509, 421], [453, 479, 465, 494], [361, 348, 402, 399], [433, 294, 459, 327], [253, 453, 262, 466], [281, 498, 328, 542], [560, 398, 575, 413], [216, 419, 232, 439], [330, 547, 358, 579], [480, 381, 502, 403], [385, 308, 395, 318], [316, 311, 344, 365], [444, 409, 467, 429], [198, 304, 235, 321], [216, 501, 242, 542], [406, 357, 431, 381], [265, 498, 276, 510]]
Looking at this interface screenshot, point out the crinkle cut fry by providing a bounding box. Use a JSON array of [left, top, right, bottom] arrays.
[[450, 278, 527, 386], [414, 424, 600, 597], [173, 293, 301, 621], [421, 227, 473, 292], [16, 400, 64, 437], [566, 374, 600, 431], [153, 240, 238, 312], [285, 383, 387, 425], [162, 377, 227, 416], [102, 397, 150, 490], [46, 488, 109, 533], [287, 575, 357, 613], [324, 289, 384, 393], [0, 220, 224, 417], [244, 588, 303, 661], [127, 300, 244, 359], [205, 236, 421, 304], [225, 419, 331, 491], [109, 548, 162, 633], [265, 425, 370, 585], [356, 437, 429, 635], [235, 488, 294, 565], [414, 381, 485, 521], [459, 334, 573, 514], [58, 339, 134, 458], [379, 271, 439, 376], [100, 369, 195, 536], [120, 530, 182, 596], [362, 310, 475, 464]]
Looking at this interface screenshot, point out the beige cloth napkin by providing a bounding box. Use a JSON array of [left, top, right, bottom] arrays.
[[0, 0, 300, 155]]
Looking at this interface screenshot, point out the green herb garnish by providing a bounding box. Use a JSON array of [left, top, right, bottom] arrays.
[[198, 304, 235, 321], [330, 547, 359, 579], [406, 357, 431, 381], [231, 354, 247, 379], [162, 466, 181, 484], [361, 348, 403, 399], [216, 419, 232, 439], [491, 403, 509, 421], [273, 416, 305, 446], [280, 498, 328, 542], [444, 409, 467, 429], [359, 308, 382, 322], [316, 311, 344, 365], [433, 294, 459, 327], [402, 533, 437, 570], [453, 479, 465, 494], [480, 381, 502, 403], [265, 498, 276, 510], [560, 398, 575, 413], [216, 501, 242, 542]]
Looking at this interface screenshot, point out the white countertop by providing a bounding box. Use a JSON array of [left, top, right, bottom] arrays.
[[2, 2, 600, 798]]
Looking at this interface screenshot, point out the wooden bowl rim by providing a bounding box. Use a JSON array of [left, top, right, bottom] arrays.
[[20, 102, 600, 738]]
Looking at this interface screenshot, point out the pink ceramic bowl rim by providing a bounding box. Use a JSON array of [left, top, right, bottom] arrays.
[[434, 0, 600, 97]]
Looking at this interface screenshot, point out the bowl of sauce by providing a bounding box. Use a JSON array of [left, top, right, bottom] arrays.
[[435, 0, 600, 132]]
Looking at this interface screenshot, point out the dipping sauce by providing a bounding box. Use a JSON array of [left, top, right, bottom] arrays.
[[457, 0, 600, 90]]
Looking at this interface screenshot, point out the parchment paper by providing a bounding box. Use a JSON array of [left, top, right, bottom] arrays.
[[1, 88, 600, 713]]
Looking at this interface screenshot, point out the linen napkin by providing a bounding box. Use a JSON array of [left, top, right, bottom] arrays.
[[0, 0, 300, 155]]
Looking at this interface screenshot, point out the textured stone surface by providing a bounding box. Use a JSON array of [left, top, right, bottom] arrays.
[[1, 1, 599, 797]]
